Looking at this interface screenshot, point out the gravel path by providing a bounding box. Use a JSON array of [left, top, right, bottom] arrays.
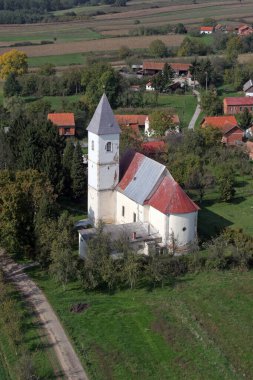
[[188, 90, 201, 130], [0, 253, 88, 380]]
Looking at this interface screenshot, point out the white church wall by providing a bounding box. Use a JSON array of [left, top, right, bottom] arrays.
[[88, 185, 116, 225], [168, 212, 197, 247], [149, 206, 167, 243], [116, 192, 146, 224]]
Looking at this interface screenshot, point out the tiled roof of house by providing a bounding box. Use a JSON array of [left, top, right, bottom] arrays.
[[200, 26, 213, 31], [142, 61, 190, 72], [202, 116, 241, 135], [224, 97, 253, 106], [87, 93, 121, 135], [141, 141, 166, 154], [47, 113, 75, 127], [118, 152, 199, 214], [115, 114, 147, 126]]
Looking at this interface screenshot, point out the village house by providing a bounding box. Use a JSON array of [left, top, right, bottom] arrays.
[[115, 114, 148, 135], [116, 114, 180, 137], [238, 24, 253, 36], [201, 115, 244, 145], [47, 113, 75, 136], [142, 61, 191, 77], [243, 80, 253, 96], [78, 94, 199, 258], [141, 140, 167, 157], [200, 26, 214, 34], [223, 97, 253, 115]]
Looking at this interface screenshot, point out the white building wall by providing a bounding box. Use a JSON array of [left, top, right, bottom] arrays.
[[88, 185, 116, 225], [246, 92, 253, 97], [88, 131, 120, 190], [168, 212, 197, 247], [116, 192, 146, 224], [149, 206, 167, 243]]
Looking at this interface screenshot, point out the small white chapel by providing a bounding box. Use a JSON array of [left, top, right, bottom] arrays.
[[78, 94, 199, 257]]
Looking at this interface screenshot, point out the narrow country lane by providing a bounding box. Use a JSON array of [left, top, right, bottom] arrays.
[[188, 90, 201, 129], [0, 252, 89, 380]]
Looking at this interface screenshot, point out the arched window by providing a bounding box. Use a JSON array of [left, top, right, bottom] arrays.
[[106, 142, 112, 152], [91, 140, 94, 150]]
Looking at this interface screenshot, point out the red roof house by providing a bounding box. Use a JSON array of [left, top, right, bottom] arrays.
[[238, 24, 253, 36], [200, 26, 214, 34], [201, 115, 244, 145], [115, 114, 147, 135], [141, 141, 167, 156], [47, 113, 75, 136], [223, 97, 253, 115]]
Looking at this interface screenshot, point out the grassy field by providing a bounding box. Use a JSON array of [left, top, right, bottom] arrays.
[[198, 175, 253, 239], [144, 93, 197, 127], [0, 278, 59, 379], [25, 266, 253, 380], [28, 53, 86, 67]]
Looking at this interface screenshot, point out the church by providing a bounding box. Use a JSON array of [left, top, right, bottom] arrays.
[[78, 94, 199, 257]]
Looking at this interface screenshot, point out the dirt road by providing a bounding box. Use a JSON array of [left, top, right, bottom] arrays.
[[0, 253, 88, 380]]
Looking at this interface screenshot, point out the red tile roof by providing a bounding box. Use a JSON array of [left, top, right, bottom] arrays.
[[200, 26, 214, 31], [118, 152, 145, 191], [143, 61, 190, 72], [202, 116, 242, 135], [115, 114, 147, 126], [48, 113, 75, 127], [224, 97, 253, 106], [142, 141, 166, 154], [147, 176, 200, 214]]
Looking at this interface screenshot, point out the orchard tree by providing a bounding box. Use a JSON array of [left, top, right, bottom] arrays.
[[200, 89, 222, 116], [3, 73, 21, 97], [149, 109, 175, 136], [226, 36, 242, 63], [149, 39, 167, 57], [0, 49, 28, 79]]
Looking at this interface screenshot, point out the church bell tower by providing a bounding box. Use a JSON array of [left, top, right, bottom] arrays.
[[86, 94, 120, 225]]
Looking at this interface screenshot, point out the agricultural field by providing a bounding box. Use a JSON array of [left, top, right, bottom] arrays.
[[1, 0, 253, 62], [25, 265, 253, 380]]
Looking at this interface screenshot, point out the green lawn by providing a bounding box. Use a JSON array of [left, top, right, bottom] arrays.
[[0, 28, 102, 43], [198, 175, 253, 239], [145, 93, 197, 127], [28, 53, 87, 67], [25, 266, 253, 380], [0, 278, 58, 379]]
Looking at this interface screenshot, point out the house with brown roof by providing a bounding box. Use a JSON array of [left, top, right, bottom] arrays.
[[115, 114, 148, 135], [200, 26, 214, 34], [142, 61, 191, 77], [201, 115, 244, 145], [47, 113, 75, 136], [223, 97, 253, 115], [238, 24, 253, 36]]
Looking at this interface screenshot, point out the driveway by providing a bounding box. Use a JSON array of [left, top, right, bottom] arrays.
[[188, 90, 201, 129], [0, 253, 89, 380]]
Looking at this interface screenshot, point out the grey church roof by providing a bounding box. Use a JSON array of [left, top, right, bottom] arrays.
[[86, 93, 121, 135]]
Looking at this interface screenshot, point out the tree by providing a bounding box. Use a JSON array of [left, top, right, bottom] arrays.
[[200, 89, 222, 116], [3, 72, 21, 97], [238, 107, 252, 130], [122, 252, 140, 289], [149, 39, 167, 57], [149, 109, 175, 136], [71, 142, 86, 199], [175, 23, 187, 34], [226, 36, 242, 63], [218, 171, 236, 202], [0, 49, 28, 79], [119, 45, 132, 59], [152, 63, 174, 92], [38, 63, 56, 76], [63, 140, 75, 193]]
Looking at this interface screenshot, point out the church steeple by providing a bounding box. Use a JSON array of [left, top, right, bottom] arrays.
[[87, 93, 120, 135], [87, 94, 120, 225]]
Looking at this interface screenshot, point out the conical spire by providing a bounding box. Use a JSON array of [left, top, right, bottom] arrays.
[[86, 93, 121, 135]]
